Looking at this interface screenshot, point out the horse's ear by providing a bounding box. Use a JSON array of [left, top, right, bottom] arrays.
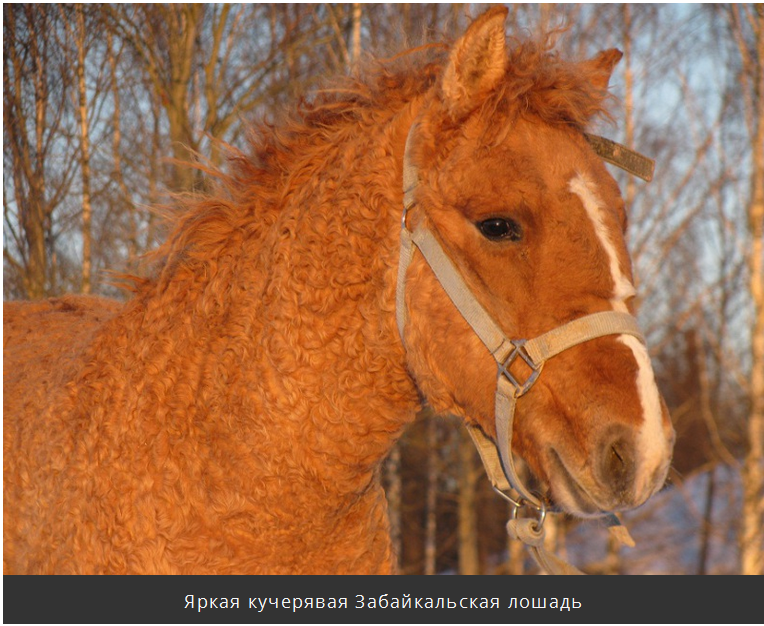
[[583, 49, 623, 92], [441, 6, 508, 120]]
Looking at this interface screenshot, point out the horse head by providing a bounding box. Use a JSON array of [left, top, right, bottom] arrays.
[[398, 7, 675, 518]]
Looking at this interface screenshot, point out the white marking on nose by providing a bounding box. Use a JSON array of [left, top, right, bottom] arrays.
[[569, 174, 670, 499], [568, 175, 635, 308]]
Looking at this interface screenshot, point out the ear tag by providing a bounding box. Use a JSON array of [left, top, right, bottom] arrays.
[[585, 134, 655, 182]]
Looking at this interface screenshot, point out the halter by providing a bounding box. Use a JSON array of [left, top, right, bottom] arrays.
[[396, 124, 650, 575]]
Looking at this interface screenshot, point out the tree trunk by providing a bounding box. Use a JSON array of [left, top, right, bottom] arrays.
[[457, 428, 480, 574], [734, 4, 764, 577], [698, 467, 716, 575], [740, 115, 764, 568], [165, 5, 202, 192], [385, 445, 402, 572], [424, 410, 438, 575], [5, 6, 57, 299], [622, 4, 637, 208], [350, 3, 362, 73], [75, 4, 92, 294]]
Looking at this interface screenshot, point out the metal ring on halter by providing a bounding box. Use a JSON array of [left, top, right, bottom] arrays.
[[491, 486, 547, 526], [509, 492, 547, 529], [493, 487, 548, 531], [498, 339, 544, 398], [401, 204, 411, 231]]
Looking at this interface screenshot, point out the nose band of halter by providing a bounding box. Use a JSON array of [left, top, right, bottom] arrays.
[[397, 124, 648, 575]]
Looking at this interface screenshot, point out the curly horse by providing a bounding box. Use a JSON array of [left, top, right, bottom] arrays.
[[4, 8, 674, 574]]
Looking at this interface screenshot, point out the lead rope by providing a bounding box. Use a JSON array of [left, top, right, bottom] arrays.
[[397, 124, 645, 575]]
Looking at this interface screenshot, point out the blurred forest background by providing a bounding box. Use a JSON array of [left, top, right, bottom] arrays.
[[3, 3, 763, 574]]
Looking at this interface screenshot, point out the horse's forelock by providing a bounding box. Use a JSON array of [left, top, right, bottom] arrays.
[[479, 38, 616, 135]]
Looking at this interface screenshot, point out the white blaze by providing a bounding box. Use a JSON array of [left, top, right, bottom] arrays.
[[569, 174, 670, 499]]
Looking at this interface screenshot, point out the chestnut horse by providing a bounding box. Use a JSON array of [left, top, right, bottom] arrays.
[[3, 8, 674, 574]]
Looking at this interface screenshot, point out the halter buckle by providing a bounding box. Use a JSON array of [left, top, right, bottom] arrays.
[[498, 339, 543, 398]]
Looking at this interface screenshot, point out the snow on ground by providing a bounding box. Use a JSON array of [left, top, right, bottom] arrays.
[[566, 465, 742, 574]]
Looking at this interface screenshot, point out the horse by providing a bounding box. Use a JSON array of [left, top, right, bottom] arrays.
[[3, 7, 674, 574]]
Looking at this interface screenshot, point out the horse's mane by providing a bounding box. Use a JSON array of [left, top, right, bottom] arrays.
[[133, 33, 613, 293], [234, 33, 612, 192]]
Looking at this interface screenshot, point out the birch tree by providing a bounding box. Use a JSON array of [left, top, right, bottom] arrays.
[[721, 3, 764, 577], [71, 4, 92, 293], [457, 428, 480, 574], [3, 5, 76, 299]]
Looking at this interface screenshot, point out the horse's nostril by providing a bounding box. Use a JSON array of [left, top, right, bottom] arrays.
[[609, 443, 626, 477], [601, 436, 635, 498]]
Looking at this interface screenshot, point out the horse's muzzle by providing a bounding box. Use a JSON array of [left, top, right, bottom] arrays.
[[545, 418, 675, 518]]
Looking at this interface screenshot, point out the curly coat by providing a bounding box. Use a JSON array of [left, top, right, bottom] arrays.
[[4, 8, 634, 573]]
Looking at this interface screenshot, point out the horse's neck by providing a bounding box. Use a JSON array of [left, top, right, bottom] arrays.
[[248, 104, 422, 492], [121, 102, 422, 501]]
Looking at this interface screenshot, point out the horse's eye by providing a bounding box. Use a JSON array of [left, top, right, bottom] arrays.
[[477, 217, 523, 242]]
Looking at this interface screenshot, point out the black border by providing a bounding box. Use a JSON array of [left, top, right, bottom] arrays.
[[2, 573, 756, 624]]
